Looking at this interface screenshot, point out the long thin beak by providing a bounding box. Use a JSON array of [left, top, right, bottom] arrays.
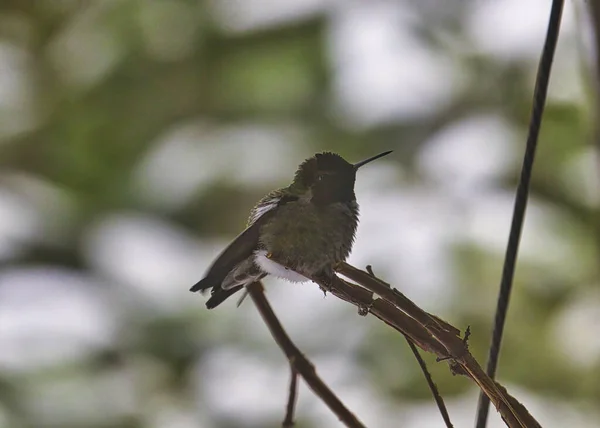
[[353, 150, 393, 170]]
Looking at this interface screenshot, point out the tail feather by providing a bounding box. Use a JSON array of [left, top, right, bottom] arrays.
[[206, 285, 244, 309], [190, 206, 281, 307], [190, 276, 214, 292], [192, 268, 267, 308], [190, 272, 248, 309]]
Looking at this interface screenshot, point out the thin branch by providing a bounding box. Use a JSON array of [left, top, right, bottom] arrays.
[[476, 0, 564, 427], [330, 262, 541, 428], [366, 265, 453, 428], [585, 0, 600, 327], [406, 339, 453, 428], [282, 366, 299, 428], [246, 281, 366, 428], [588, 0, 600, 167], [240, 256, 541, 427]]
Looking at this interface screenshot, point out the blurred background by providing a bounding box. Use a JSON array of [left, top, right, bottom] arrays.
[[0, 0, 599, 427]]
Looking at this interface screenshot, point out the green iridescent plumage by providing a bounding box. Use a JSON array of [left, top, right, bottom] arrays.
[[191, 151, 392, 308]]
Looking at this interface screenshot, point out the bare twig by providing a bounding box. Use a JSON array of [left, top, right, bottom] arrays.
[[246, 281, 366, 428], [365, 265, 453, 428], [282, 366, 299, 428], [588, 0, 600, 167], [241, 257, 540, 427], [476, 0, 564, 427], [406, 340, 454, 428], [328, 262, 541, 428]]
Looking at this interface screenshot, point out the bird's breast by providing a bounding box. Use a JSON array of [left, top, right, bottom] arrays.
[[253, 250, 311, 282], [258, 200, 358, 274]]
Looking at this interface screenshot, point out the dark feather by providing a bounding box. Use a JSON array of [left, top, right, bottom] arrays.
[[190, 197, 291, 284], [206, 285, 244, 309], [190, 193, 299, 308], [189, 222, 263, 292]]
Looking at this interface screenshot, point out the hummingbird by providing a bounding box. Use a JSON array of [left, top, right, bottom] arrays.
[[190, 150, 392, 308]]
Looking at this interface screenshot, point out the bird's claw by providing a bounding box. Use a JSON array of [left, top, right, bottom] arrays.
[[358, 304, 370, 316]]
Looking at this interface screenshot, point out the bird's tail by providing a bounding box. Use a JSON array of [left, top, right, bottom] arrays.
[[190, 275, 245, 309], [206, 285, 244, 309], [190, 259, 265, 308], [190, 276, 214, 293]]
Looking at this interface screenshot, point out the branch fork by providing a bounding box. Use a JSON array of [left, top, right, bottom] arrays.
[[246, 257, 541, 428]]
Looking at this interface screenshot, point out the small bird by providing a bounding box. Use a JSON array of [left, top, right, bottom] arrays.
[[190, 150, 392, 308]]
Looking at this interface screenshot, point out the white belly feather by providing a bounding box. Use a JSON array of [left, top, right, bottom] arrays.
[[254, 250, 310, 283]]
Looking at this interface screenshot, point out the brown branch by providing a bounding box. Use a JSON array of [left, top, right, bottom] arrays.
[[246, 281, 366, 428], [282, 366, 299, 428], [406, 339, 453, 428], [323, 262, 542, 428], [243, 258, 541, 427], [365, 265, 453, 428]]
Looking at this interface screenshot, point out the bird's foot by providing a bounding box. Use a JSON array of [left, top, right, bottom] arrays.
[[358, 304, 371, 317], [315, 269, 335, 297]]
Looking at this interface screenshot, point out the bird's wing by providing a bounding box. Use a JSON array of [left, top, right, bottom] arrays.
[[247, 190, 286, 226], [190, 192, 297, 293], [190, 221, 264, 292]]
